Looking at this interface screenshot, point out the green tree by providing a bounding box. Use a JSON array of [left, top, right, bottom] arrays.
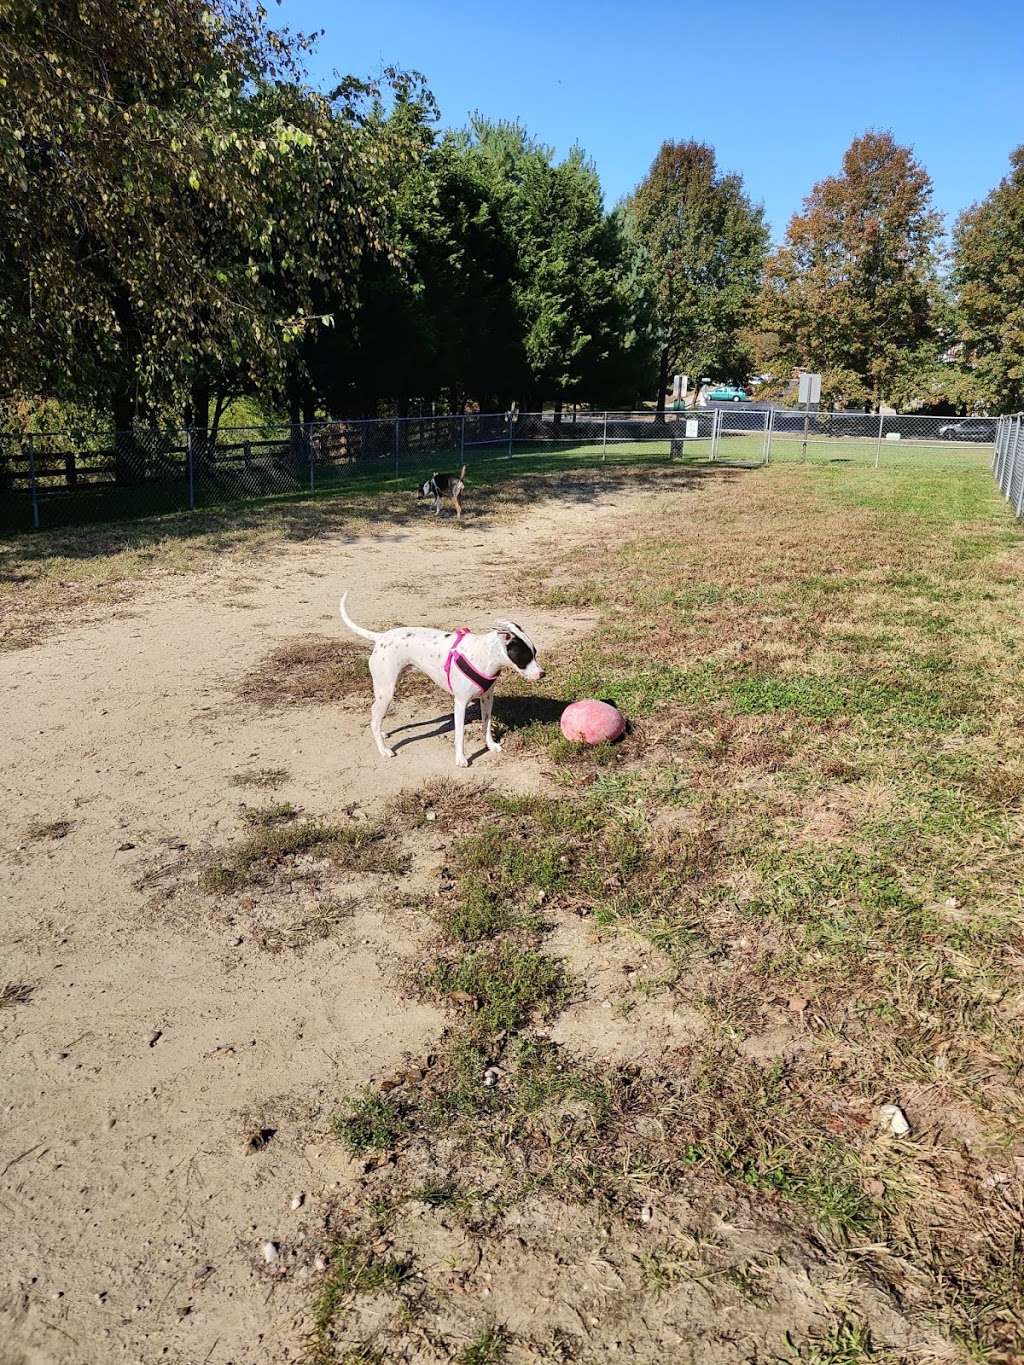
[[0, 0, 387, 451], [759, 131, 943, 410], [623, 141, 768, 412], [953, 145, 1024, 414], [466, 120, 648, 410]]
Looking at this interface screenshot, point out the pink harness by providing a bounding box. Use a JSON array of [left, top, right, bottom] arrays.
[[443, 628, 499, 695]]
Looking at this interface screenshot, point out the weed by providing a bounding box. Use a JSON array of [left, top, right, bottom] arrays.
[[201, 817, 406, 892], [430, 942, 569, 1034], [778, 1319, 886, 1364], [333, 1089, 410, 1155], [458, 1328, 508, 1365], [241, 801, 298, 828], [312, 1241, 409, 1334]]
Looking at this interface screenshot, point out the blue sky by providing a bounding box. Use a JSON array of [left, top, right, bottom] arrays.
[[275, 0, 1023, 243]]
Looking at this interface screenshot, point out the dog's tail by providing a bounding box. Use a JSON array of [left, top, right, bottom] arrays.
[[458, 464, 466, 481], [339, 592, 380, 644]]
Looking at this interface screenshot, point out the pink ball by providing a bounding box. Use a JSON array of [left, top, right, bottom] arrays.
[[560, 699, 627, 745]]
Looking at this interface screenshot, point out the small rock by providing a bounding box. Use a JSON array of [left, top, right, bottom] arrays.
[[639, 1204, 653, 1224], [483, 1067, 502, 1088], [95, 1291, 108, 1304], [601, 1000, 612, 1010], [230, 936, 243, 947], [147, 1030, 162, 1048], [878, 1103, 911, 1137], [425, 811, 436, 822], [290, 1193, 305, 1211], [116, 842, 136, 852], [260, 1241, 279, 1264], [314, 1254, 329, 1272], [863, 1177, 885, 1199]]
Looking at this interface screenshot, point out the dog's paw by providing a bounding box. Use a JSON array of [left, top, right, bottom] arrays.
[[455, 756, 470, 769], [487, 740, 503, 753], [381, 747, 397, 759]]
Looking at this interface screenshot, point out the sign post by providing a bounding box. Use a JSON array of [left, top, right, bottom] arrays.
[[798, 371, 821, 462]]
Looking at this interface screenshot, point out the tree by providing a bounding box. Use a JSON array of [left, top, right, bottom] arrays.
[[0, 0, 388, 451], [953, 145, 1024, 414], [623, 141, 768, 412], [759, 131, 943, 410]]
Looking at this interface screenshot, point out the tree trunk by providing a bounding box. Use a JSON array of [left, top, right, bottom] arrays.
[[655, 346, 670, 415], [187, 380, 210, 433], [111, 287, 141, 484]]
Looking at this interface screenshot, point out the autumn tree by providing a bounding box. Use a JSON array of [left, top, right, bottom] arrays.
[[759, 131, 943, 410], [623, 141, 768, 411], [953, 145, 1024, 414]]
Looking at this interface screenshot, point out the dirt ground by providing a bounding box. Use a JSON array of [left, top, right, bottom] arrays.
[[0, 475, 685, 1365]]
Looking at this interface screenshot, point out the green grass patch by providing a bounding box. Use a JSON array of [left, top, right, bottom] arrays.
[[332, 1089, 410, 1155]]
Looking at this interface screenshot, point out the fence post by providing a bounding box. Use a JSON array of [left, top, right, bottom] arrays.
[[507, 410, 513, 458], [873, 412, 884, 469], [186, 428, 195, 509], [602, 411, 608, 462], [307, 422, 315, 492], [1014, 418, 1023, 511], [460, 413, 466, 463], [762, 408, 772, 465], [710, 407, 721, 462], [25, 432, 40, 529], [394, 417, 400, 477]]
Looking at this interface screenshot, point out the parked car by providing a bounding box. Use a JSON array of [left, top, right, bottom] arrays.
[[936, 419, 995, 442], [708, 385, 748, 402]]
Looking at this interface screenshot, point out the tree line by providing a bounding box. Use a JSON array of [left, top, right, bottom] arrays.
[[2, 0, 1023, 440]]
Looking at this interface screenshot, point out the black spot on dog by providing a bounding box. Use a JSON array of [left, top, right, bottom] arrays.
[[505, 635, 535, 670]]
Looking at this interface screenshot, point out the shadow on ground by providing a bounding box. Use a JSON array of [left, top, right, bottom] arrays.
[[1, 460, 746, 577]]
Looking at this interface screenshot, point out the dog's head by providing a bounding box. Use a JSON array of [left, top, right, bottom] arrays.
[[416, 479, 433, 501], [494, 619, 544, 681]]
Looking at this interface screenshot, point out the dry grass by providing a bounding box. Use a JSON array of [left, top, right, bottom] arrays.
[[228, 766, 290, 790], [235, 635, 435, 710], [311, 461, 1024, 1363], [1, 981, 35, 1009], [25, 818, 74, 841]]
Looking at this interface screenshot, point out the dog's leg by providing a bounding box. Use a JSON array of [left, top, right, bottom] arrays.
[[368, 655, 398, 758], [453, 490, 463, 521], [481, 690, 501, 753], [453, 695, 469, 768], [433, 495, 441, 516]]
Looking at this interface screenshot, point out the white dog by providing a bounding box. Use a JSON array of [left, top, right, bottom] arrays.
[[339, 593, 544, 767]]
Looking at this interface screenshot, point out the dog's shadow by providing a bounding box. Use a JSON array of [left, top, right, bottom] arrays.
[[387, 693, 565, 757]]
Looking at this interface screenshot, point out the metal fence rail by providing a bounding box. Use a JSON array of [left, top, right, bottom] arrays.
[[0, 407, 1002, 532]]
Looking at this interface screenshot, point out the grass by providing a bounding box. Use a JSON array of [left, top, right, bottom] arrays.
[[201, 815, 407, 892], [312, 1241, 409, 1331], [314, 456, 1024, 1360], [457, 1329, 507, 1364], [333, 1090, 410, 1155], [778, 1320, 888, 1364]]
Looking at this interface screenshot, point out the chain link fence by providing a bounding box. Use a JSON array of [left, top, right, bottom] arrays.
[[0, 407, 1000, 532], [994, 415, 1024, 519]]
